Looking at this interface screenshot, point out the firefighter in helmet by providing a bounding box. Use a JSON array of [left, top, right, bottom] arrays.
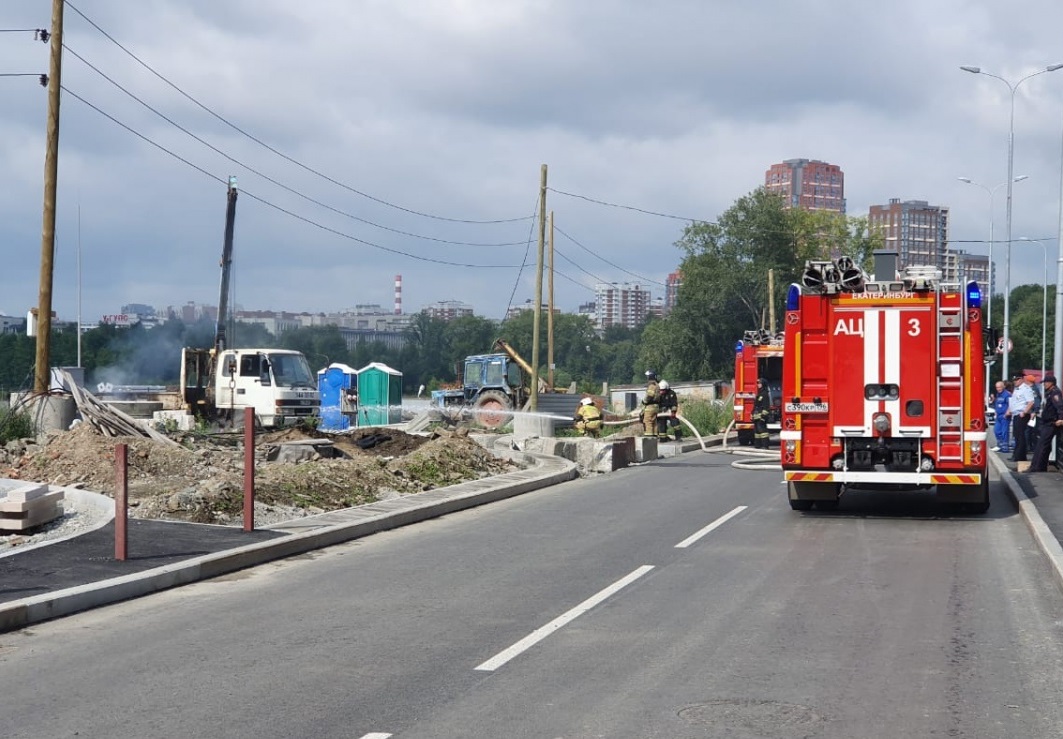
[[574, 396, 603, 438], [752, 378, 771, 449], [641, 370, 660, 436], [656, 380, 681, 441]]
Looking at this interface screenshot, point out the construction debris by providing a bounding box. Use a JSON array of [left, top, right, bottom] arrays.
[[57, 369, 180, 447]]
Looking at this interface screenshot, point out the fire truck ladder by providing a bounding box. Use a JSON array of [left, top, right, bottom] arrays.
[[936, 292, 964, 462]]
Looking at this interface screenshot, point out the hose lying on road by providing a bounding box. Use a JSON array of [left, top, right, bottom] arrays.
[[679, 416, 781, 470]]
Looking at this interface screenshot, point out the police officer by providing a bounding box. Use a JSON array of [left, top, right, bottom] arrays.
[[641, 370, 660, 437], [752, 378, 771, 449], [574, 397, 604, 438], [656, 380, 681, 440], [1029, 375, 1063, 472]]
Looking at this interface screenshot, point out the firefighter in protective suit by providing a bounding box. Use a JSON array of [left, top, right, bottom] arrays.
[[641, 370, 660, 437], [752, 378, 771, 449], [656, 380, 682, 440], [574, 397, 603, 438]]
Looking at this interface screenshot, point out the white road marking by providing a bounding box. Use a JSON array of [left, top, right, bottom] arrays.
[[674, 506, 747, 549], [360, 734, 392, 739], [474, 565, 655, 671]]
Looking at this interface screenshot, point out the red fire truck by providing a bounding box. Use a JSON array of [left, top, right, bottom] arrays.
[[732, 330, 783, 446], [780, 254, 990, 513]]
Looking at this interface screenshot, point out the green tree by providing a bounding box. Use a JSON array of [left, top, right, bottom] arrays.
[[652, 188, 883, 380]]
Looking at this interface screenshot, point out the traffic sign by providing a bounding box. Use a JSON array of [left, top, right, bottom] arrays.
[[996, 337, 1013, 354]]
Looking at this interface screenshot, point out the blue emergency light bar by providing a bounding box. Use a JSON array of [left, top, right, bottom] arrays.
[[966, 281, 981, 309], [786, 284, 801, 312], [735, 340, 744, 353]]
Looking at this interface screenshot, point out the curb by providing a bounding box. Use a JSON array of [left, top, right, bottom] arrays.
[[0, 451, 577, 633], [990, 452, 1063, 593]]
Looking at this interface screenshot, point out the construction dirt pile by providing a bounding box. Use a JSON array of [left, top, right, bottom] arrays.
[[0, 424, 519, 525]]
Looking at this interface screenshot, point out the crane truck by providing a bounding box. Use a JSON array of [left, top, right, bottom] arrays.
[[780, 253, 990, 513], [180, 178, 319, 428]]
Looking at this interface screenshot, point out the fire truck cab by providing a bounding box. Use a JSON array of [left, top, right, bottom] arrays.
[[780, 253, 990, 513], [732, 330, 783, 446]]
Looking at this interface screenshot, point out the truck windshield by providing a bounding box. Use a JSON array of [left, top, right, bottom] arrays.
[[267, 353, 316, 388]]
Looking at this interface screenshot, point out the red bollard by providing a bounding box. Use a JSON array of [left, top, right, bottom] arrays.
[[115, 443, 128, 561], [243, 407, 255, 532]]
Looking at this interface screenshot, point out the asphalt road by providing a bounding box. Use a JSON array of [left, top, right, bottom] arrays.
[[2, 450, 1063, 738]]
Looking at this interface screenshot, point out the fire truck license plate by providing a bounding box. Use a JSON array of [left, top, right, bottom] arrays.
[[785, 402, 829, 413]]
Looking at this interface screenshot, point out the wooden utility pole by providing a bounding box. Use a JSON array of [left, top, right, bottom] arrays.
[[548, 210, 555, 390], [34, 0, 65, 393], [531, 165, 547, 411]]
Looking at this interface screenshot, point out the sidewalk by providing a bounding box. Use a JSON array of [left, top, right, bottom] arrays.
[[0, 447, 579, 633]]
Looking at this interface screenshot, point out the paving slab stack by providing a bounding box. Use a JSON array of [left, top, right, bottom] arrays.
[[0, 481, 64, 532]]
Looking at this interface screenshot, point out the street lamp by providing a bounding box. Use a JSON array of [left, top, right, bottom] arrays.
[[960, 62, 1063, 382], [1019, 237, 1048, 382], [958, 175, 1029, 384]]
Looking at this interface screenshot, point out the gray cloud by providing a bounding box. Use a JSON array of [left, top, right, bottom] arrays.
[[3, 0, 1063, 326]]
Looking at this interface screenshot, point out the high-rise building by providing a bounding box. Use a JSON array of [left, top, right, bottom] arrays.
[[868, 199, 949, 274], [594, 283, 651, 330], [664, 270, 682, 315], [422, 300, 474, 322], [765, 158, 846, 213], [944, 250, 990, 293]]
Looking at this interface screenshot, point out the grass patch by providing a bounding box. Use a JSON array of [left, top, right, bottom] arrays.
[[0, 406, 35, 444]]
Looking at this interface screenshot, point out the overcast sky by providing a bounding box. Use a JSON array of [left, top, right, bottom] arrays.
[[4, 0, 1063, 325]]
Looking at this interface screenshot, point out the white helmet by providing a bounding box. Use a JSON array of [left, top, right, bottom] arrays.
[[659, 381, 669, 390], [580, 397, 594, 406]]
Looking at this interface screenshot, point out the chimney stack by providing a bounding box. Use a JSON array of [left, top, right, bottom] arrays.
[[394, 274, 402, 315]]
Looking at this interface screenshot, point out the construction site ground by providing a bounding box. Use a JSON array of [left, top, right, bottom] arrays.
[[0, 423, 518, 528]]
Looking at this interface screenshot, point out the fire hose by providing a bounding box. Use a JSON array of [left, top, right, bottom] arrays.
[[544, 410, 780, 470]]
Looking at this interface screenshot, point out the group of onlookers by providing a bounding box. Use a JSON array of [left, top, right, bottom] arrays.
[[990, 373, 1063, 473]]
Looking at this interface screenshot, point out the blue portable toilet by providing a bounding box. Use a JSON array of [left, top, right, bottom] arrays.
[[356, 362, 403, 426], [317, 363, 359, 431]]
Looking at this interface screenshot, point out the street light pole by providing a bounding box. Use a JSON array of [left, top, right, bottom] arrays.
[[958, 175, 1028, 384], [1021, 238, 1049, 381], [961, 63, 1063, 382]]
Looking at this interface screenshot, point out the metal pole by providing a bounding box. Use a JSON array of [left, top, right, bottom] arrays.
[[1055, 116, 1063, 378], [1003, 88, 1016, 383], [34, 0, 65, 393], [243, 407, 255, 532], [115, 443, 127, 561]]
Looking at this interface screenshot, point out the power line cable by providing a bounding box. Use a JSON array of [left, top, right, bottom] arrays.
[[554, 225, 667, 287], [63, 44, 529, 249], [500, 198, 540, 323], [61, 86, 523, 270], [65, 1, 531, 226], [547, 187, 715, 224], [552, 247, 612, 286]]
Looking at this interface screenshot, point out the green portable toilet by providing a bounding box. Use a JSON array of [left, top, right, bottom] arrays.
[[356, 362, 403, 426]]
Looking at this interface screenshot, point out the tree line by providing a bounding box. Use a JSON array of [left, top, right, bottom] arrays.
[[2, 188, 1049, 397]]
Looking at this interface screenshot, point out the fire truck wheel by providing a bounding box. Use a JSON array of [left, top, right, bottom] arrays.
[[471, 390, 514, 429], [964, 479, 990, 514], [787, 482, 815, 511], [788, 481, 841, 511]]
